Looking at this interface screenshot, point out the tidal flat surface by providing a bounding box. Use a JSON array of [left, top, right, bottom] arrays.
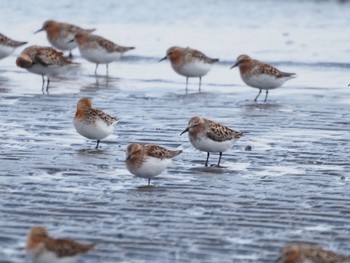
[[0, 1, 350, 262]]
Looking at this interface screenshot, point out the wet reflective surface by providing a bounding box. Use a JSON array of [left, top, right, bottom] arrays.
[[0, 1, 350, 262]]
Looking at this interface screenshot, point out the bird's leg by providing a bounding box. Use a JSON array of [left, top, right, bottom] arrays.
[[148, 178, 151, 186], [95, 63, 99, 75], [106, 64, 109, 76], [46, 77, 50, 93], [69, 51, 73, 58], [198, 77, 202, 92], [264, 90, 269, 102], [217, 152, 222, 166], [254, 89, 262, 101], [95, 140, 100, 149], [186, 77, 188, 91], [212, 152, 226, 168], [205, 152, 210, 167], [41, 75, 45, 93]]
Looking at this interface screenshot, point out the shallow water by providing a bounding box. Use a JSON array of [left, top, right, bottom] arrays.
[[0, 0, 350, 262]]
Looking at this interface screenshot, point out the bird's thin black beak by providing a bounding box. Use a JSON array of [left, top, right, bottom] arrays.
[[180, 127, 189, 136], [125, 155, 130, 162], [230, 62, 239, 70], [67, 38, 75, 44], [34, 28, 44, 34], [159, 56, 167, 62]]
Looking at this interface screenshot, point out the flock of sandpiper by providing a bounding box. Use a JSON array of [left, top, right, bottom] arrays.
[[1, 19, 348, 263], [2, 19, 297, 100]]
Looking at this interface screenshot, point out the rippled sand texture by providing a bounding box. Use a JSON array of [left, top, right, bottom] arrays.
[[0, 1, 350, 263]]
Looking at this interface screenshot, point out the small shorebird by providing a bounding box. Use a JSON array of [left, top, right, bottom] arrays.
[[0, 33, 27, 59], [278, 243, 350, 263], [159, 46, 219, 92], [71, 31, 134, 75], [125, 143, 182, 186], [180, 116, 244, 167], [73, 97, 117, 149], [35, 19, 95, 58], [26, 226, 94, 263], [16, 45, 74, 92], [231, 54, 296, 102]]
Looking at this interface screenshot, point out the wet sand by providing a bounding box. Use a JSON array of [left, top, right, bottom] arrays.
[[1, 1, 350, 262]]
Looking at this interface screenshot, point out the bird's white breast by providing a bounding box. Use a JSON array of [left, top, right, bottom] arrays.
[[26, 64, 64, 77], [27, 250, 79, 263], [49, 34, 77, 51], [127, 157, 172, 178], [173, 61, 211, 78], [78, 45, 122, 64], [73, 118, 114, 140], [0, 45, 15, 59], [190, 135, 236, 153], [242, 74, 293, 90]]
